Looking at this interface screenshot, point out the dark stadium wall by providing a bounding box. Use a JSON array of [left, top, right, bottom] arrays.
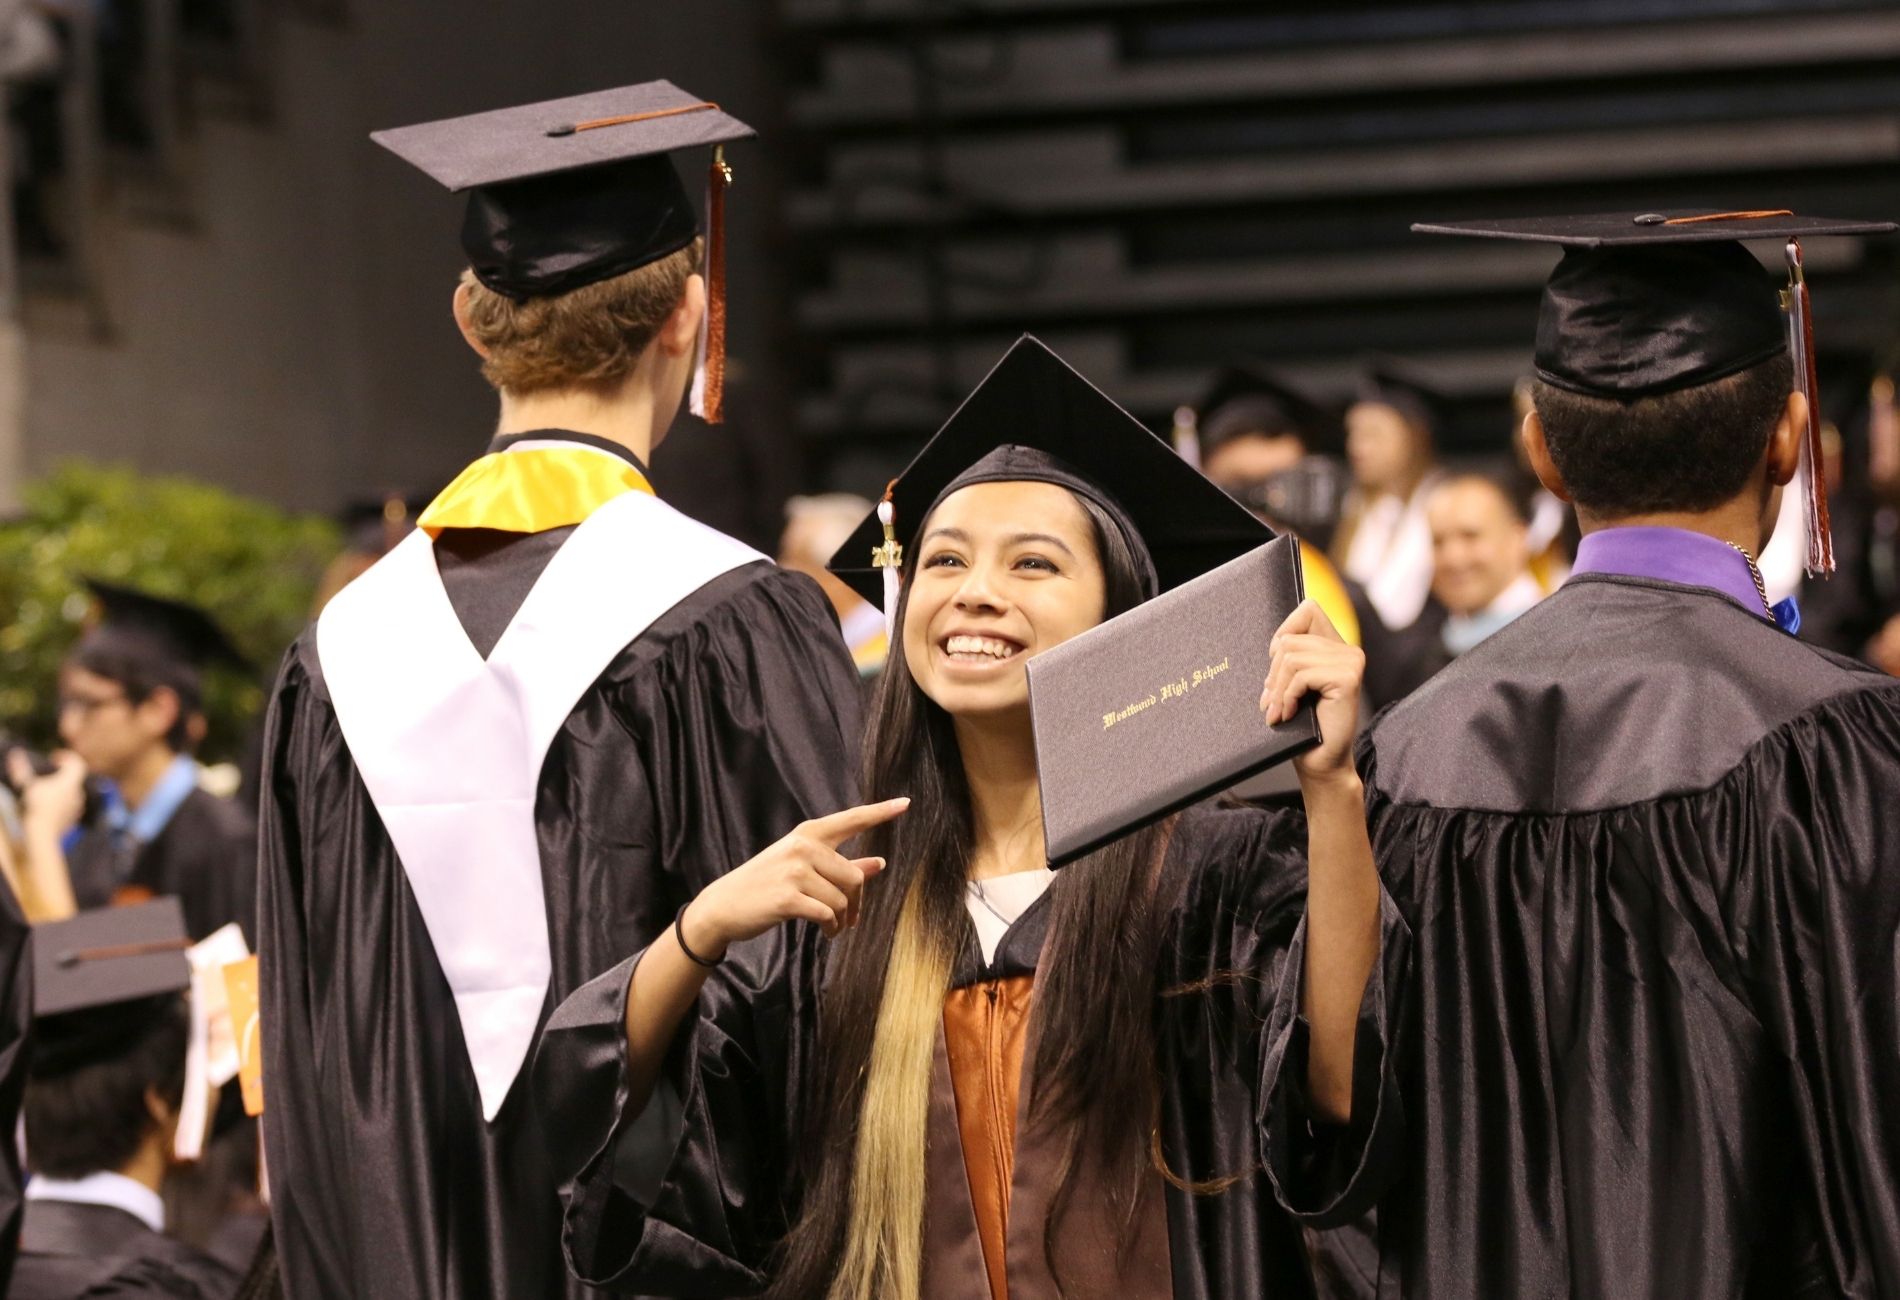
[[22, 1, 791, 545]]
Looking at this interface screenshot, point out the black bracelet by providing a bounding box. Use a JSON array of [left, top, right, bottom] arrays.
[[674, 904, 724, 968]]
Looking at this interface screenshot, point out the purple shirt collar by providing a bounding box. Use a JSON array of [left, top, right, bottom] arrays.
[[1569, 526, 1770, 621]]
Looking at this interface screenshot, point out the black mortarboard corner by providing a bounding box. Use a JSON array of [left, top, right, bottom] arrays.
[[1414, 208, 1896, 575], [372, 82, 756, 422], [1194, 364, 1341, 457], [1352, 356, 1451, 439], [79, 579, 250, 682], [32, 898, 192, 1077], [827, 336, 1273, 634]]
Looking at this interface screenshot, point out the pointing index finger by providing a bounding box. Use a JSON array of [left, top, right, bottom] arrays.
[[803, 797, 912, 848]]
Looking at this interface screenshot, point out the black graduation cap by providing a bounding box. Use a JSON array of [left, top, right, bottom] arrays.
[[1411, 209, 1895, 399], [1195, 364, 1341, 456], [828, 336, 1272, 608], [32, 898, 192, 1077], [1415, 208, 1897, 574], [1352, 356, 1452, 437], [373, 81, 754, 300], [373, 81, 756, 421], [80, 579, 250, 676]]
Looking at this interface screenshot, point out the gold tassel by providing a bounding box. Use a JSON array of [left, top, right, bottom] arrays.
[[871, 485, 904, 641]]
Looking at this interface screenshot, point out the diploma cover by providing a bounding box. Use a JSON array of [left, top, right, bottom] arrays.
[[1028, 535, 1320, 865]]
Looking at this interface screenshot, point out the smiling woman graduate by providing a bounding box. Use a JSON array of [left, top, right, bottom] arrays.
[[533, 337, 1408, 1300]]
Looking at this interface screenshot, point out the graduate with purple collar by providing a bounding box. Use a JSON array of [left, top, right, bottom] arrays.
[[1324, 209, 1900, 1297]]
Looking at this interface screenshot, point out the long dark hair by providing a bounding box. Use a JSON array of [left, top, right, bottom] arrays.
[[768, 491, 1175, 1299]]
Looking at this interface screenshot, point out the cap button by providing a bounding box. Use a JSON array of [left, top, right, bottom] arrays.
[[1633, 213, 1667, 225]]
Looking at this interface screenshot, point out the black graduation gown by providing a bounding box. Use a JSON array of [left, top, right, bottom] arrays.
[[1340, 572, 1900, 1297], [11, 1199, 241, 1299], [0, 880, 30, 1295], [67, 786, 258, 944], [257, 543, 863, 1300], [532, 803, 1409, 1299], [1360, 598, 1450, 709]]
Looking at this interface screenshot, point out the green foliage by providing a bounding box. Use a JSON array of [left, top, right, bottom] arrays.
[[0, 462, 339, 762]]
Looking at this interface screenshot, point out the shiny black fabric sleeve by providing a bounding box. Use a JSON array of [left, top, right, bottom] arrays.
[[619, 566, 863, 902], [1735, 685, 1900, 1297], [1258, 889, 1409, 1229], [532, 923, 823, 1296], [0, 878, 29, 1297], [254, 646, 361, 1294], [1160, 805, 1408, 1231]]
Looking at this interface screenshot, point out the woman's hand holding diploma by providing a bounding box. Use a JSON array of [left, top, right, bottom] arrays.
[[1261, 598, 1365, 785]]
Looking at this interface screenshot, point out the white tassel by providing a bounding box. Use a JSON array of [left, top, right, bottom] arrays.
[[1782, 237, 1834, 576], [688, 323, 709, 418]]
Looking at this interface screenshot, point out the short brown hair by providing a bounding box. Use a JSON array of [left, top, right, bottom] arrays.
[[458, 237, 701, 395]]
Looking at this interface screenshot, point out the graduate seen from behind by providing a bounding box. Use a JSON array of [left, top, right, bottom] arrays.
[[15, 900, 238, 1300], [257, 84, 862, 1300], [1351, 210, 1900, 1296], [10, 583, 255, 942], [534, 338, 1406, 1299]]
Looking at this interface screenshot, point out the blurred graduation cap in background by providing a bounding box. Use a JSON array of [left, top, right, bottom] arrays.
[[31, 898, 191, 1078], [78, 579, 249, 680], [1352, 355, 1455, 440], [1193, 364, 1342, 457], [372, 81, 756, 422], [337, 491, 434, 556]]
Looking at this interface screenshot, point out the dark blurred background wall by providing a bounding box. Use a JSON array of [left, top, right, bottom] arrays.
[[8, 0, 1900, 544], [9, 0, 793, 542]]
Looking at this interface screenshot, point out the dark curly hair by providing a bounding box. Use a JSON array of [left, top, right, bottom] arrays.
[[1531, 351, 1794, 517]]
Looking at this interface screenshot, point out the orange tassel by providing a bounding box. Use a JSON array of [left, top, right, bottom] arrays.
[[700, 147, 731, 425], [1662, 209, 1793, 226]]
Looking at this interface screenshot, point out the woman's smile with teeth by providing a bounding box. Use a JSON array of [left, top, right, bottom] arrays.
[[943, 634, 1022, 662]]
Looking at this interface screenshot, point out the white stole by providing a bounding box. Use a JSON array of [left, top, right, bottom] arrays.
[[316, 489, 764, 1119], [1345, 474, 1442, 631]]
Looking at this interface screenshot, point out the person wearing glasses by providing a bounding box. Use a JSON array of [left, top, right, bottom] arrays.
[[9, 582, 254, 944]]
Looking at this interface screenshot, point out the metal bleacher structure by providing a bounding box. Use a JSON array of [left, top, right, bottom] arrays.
[[779, 0, 1900, 486]]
